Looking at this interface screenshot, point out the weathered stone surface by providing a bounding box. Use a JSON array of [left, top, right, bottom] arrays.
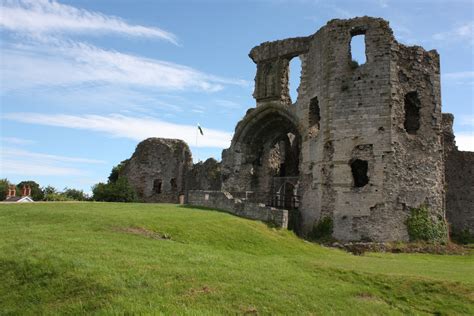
[[119, 17, 472, 241], [120, 138, 192, 203], [186, 158, 222, 191], [187, 190, 288, 228], [443, 114, 474, 234], [220, 16, 462, 242]]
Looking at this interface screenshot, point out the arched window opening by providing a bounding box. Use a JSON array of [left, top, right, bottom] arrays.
[[289, 57, 302, 103]]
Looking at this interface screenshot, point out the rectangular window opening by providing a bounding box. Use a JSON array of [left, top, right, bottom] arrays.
[[350, 33, 367, 67]]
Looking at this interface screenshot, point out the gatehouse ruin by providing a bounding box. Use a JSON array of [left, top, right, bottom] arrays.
[[121, 17, 473, 242]]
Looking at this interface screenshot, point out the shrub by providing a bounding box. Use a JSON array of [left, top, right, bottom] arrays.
[[108, 159, 129, 183], [450, 229, 474, 245], [406, 206, 447, 243], [43, 193, 74, 202], [0, 178, 10, 200], [309, 216, 334, 241], [92, 177, 137, 202], [62, 188, 89, 201]]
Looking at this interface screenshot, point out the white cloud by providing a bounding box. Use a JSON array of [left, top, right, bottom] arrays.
[[1, 148, 106, 164], [455, 132, 474, 152], [443, 71, 474, 86], [1, 136, 35, 145], [4, 112, 233, 148], [0, 159, 83, 176], [329, 6, 352, 18], [214, 99, 243, 109], [0, 0, 178, 44], [0, 147, 104, 176], [458, 115, 474, 126], [377, 0, 389, 8], [1, 40, 247, 93], [433, 22, 474, 45], [444, 71, 474, 80]]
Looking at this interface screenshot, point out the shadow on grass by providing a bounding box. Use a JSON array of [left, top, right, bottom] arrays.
[[178, 204, 221, 212], [325, 267, 474, 315], [177, 205, 284, 230], [0, 257, 114, 314]]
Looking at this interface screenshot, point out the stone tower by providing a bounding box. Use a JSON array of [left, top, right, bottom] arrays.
[[221, 17, 446, 241]]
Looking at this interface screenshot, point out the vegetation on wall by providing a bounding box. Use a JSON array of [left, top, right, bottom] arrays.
[[406, 206, 448, 243], [308, 216, 334, 242], [450, 229, 474, 245]]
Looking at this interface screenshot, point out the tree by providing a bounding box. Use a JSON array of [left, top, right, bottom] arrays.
[[0, 178, 10, 200], [108, 159, 129, 183], [92, 177, 136, 202], [63, 188, 89, 201], [16, 180, 44, 201], [43, 185, 58, 196]]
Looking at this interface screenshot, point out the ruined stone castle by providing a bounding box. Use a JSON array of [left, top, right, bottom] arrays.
[[122, 17, 473, 242]]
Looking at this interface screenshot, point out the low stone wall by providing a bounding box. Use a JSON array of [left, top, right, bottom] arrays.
[[186, 190, 288, 228]]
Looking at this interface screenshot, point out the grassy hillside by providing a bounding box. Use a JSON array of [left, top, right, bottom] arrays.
[[0, 203, 473, 315]]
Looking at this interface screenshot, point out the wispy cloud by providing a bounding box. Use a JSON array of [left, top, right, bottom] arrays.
[[213, 99, 244, 109], [0, 159, 83, 176], [0, 147, 104, 176], [1, 136, 35, 145], [444, 71, 474, 85], [2, 148, 106, 164], [1, 0, 178, 44], [4, 113, 233, 148], [458, 115, 474, 126], [444, 71, 474, 80], [433, 21, 474, 45], [329, 6, 352, 18], [1, 40, 247, 93]]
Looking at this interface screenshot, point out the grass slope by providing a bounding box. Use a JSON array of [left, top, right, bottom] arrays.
[[0, 202, 473, 315]]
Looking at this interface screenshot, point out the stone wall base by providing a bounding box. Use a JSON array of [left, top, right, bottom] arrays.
[[186, 190, 288, 228]]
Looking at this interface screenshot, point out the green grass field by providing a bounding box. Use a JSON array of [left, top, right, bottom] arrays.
[[0, 202, 473, 315]]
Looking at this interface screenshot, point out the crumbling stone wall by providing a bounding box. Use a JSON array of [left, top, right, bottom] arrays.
[[186, 158, 222, 191], [118, 17, 469, 241], [221, 17, 450, 242], [120, 138, 193, 203], [443, 114, 474, 234], [187, 190, 288, 228]]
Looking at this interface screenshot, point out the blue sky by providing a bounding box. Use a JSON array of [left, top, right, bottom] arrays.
[[1, 0, 473, 193]]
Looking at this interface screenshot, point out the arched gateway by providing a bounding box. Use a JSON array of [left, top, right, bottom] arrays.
[[222, 104, 302, 232]]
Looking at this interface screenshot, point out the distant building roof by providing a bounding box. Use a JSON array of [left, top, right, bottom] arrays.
[[4, 196, 34, 203], [3, 184, 34, 202]]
